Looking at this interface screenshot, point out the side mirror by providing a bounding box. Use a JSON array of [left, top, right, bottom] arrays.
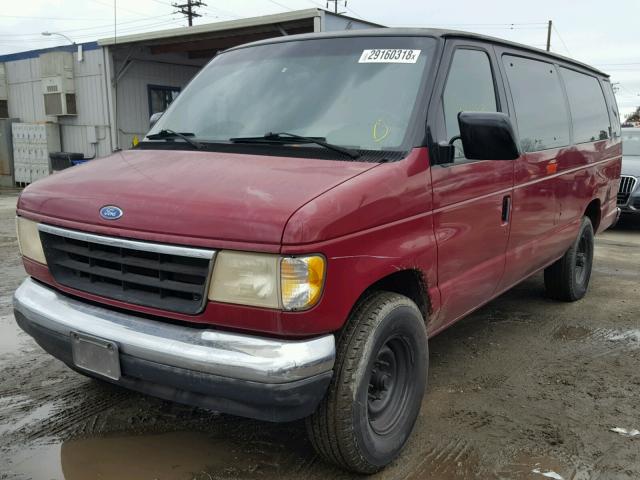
[[457, 111, 520, 160], [149, 111, 164, 130]]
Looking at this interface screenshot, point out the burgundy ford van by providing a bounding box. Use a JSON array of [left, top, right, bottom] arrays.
[[14, 29, 621, 473]]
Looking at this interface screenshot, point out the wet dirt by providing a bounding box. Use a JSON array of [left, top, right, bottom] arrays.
[[1, 190, 639, 480]]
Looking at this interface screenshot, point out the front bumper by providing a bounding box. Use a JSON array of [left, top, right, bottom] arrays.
[[13, 278, 335, 422], [620, 197, 640, 214]]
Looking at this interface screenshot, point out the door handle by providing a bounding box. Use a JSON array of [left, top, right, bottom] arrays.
[[502, 195, 512, 223]]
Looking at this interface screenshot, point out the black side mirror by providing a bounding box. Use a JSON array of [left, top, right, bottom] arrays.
[[149, 111, 164, 130], [457, 111, 520, 160]]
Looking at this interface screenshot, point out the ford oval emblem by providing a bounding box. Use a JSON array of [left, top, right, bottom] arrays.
[[100, 205, 123, 220]]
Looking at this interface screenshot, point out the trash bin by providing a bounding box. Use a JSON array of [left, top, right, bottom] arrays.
[[49, 152, 85, 172]]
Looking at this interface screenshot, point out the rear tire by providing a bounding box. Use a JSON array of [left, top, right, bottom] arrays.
[[544, 216, 594, 301], [306, 292, 428, 474]]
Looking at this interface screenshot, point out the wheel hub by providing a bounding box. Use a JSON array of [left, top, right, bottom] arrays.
[[575, 234, 590, 284], [366, 338, 412, 435]]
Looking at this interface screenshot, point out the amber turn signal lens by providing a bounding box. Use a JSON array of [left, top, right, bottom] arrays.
[[281, 255, 326, 311]]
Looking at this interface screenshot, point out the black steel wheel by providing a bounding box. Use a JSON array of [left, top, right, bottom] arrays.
[[306, 291, 428, 474], [544, 216, 595, 301]]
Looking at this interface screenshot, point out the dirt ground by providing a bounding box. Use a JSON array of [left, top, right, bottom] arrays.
[[0, 190, 638, 480]]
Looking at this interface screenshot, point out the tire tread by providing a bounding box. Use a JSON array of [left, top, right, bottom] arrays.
[[306, 291, 424, 473]]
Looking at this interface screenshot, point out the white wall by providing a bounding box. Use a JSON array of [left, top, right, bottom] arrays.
[[114, 55, 202, 149], [5, 47, 112, 158]]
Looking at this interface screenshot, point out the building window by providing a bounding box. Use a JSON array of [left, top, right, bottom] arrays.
[[148, 85, 181, 116]]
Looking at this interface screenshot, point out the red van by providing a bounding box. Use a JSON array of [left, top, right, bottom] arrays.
[[14, 29, 621, 473]]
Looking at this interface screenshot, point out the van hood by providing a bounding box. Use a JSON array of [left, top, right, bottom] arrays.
[[17, 149, 378, 245]]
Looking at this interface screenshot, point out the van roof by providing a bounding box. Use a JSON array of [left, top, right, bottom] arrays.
[[229, 27, 608, 78]]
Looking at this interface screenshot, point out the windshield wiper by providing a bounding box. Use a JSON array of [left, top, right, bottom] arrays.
[[229, 132, 360, 159], [146, 129, 203, 150]]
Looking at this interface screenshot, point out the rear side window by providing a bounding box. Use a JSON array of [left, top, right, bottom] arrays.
[[601, 80, 621, 138], [443, 49, 498, 158], [503, 55, 570, 152], [561, 68, 610, 143]]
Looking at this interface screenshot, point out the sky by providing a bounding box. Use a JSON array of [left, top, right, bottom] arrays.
[[2, 0, 639, 118]]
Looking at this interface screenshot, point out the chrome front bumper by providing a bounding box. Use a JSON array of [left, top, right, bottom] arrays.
[[13, 278, 336, 421]]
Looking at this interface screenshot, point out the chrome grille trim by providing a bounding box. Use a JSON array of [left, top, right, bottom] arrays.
[[38, 224, 215, 259], [617, 175, 638, 206]]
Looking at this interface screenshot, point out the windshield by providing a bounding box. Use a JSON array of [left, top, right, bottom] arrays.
[[147, 36, 436, 154], [622, 130, 640, 156]]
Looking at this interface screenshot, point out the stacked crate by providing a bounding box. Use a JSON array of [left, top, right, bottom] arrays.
[[12, 123, 61, 184]]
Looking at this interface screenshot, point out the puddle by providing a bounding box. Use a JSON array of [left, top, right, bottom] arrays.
[[552, 325, 592, 341], [7, 430, 307, 480], [498, 454, 571, 480], [0, 318, 28, 356], [605, 329, 640, 343]]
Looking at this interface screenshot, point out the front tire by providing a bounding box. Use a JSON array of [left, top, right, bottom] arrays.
[[306, 292, 428, 474], [544, 216, 595, 301]]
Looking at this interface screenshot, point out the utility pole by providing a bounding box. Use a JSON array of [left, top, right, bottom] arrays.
[[173, 0, 207, 26], [546, 20, 552, 52], [326, 0, 347, 14]]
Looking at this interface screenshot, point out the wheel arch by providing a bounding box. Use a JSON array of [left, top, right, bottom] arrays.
[[356, 268, 431, 322], [584, 198, 601, 231]]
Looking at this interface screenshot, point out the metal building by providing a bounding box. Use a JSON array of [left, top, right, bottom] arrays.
[[0, 8, 383, 186]]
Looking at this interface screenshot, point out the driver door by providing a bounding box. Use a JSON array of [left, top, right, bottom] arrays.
[[430, 41, 515, 332]]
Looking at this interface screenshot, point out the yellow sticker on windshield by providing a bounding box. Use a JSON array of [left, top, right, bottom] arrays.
[[372, 119, 390, 143]]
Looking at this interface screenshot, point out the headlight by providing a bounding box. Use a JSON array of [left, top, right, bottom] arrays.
[[208, 251, 326, 310], [209, 251, 280, 308], [281, 255, 326, 311], [15, 217, 47, 264]]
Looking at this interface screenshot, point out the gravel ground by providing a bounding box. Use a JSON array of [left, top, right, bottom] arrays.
[[0, 190, 639, 480]]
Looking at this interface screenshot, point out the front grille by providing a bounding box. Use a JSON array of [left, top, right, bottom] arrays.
[[39, 225, 215, 315], [617, 175, 638, 206]]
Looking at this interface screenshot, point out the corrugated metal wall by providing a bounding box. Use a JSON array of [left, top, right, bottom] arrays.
[[115, 57, 201, 149], [5, 48, 112, 158]]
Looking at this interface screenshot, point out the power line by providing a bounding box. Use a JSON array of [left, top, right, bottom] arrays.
[[0, 15, 182, 40], [552, 24, 572, 56], [595, 62, 640, 67], [266, 0, 294, 11], [88, 0, 157, 18], [0, 18, 188, 46], [0, 14, 114, 20]]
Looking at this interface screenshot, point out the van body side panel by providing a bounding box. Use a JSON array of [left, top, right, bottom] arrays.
[[429, 160, 513, 331], [497, 147, 566, 289], [556, 140, 621, 233], [281, 147, 440, 336]]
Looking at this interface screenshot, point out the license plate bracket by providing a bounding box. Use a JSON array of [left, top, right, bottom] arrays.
[[71, 331, 121, 380]]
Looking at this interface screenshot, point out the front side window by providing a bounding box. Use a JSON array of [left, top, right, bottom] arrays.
[[442, 49, 498, 160], [147, 36, 437, 156], [561, 68, 610, 143], [503, 55, 570, 152]]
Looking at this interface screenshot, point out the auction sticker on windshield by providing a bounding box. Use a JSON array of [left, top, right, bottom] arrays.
[[359, 49, 421, 64]]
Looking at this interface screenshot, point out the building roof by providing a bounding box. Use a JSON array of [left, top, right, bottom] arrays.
[[0, 42, 99, 63], [231, 27, 608, 78], [97, 8, 384, 47]]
